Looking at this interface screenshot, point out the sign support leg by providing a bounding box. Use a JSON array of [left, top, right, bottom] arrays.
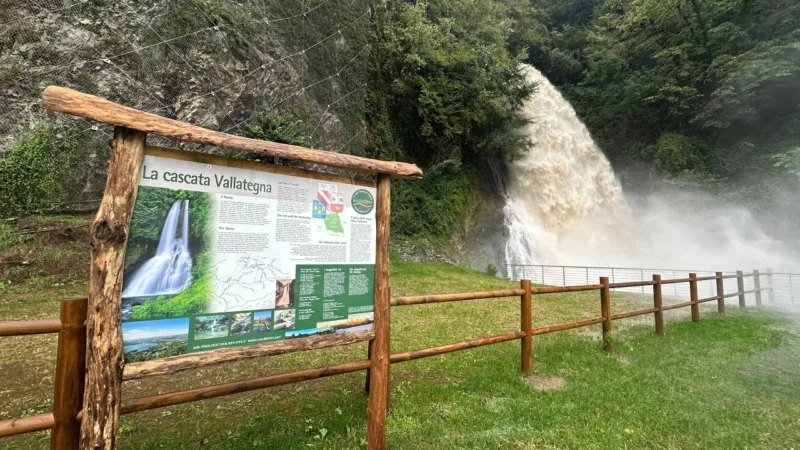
[[367, 174, 391, 450], [81, 127, 146, 450]]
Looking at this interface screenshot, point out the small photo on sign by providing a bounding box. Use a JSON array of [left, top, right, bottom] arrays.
[[274, 309, 296, 330], [122, 318, 189, 363], [231, 312, 253, 335], [194, 314, 230, 340], [286, 328, 332, 339], [253, 311, 272, 333], [275, 279, 295, 308]]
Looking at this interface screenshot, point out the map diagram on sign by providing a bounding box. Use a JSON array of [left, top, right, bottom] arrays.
[[210, 255, 289, 312], [313, 182, 345, 236]]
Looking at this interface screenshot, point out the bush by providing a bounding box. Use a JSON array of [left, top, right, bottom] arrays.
[[486, 264, 497, 277], [0, 126, 85, 216], [653, 132, 708, 176], [391, 160, 472, 239]]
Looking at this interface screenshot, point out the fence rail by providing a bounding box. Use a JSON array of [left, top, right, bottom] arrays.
[[507, 264, 799, 306], [0, 269, 769, 446]]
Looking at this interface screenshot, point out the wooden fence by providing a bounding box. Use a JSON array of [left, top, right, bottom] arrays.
[[0, 271, 768, 448]]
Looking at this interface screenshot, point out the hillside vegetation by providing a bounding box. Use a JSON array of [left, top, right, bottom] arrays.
[[2, 0, 799, 245]]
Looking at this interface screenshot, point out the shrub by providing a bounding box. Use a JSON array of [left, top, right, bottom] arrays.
[[391, 159, 472, 239], [653, 132, 707, 176], [486, 264, 498, 277], [0, 126, 84, 216]]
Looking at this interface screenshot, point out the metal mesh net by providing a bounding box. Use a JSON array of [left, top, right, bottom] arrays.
[[0, 0, 371, 214]]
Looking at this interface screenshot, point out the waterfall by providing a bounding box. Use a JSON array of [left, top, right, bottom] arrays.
[[503, 65, 796, 271], [504, 65, 628, 267], [123, 200, 193, 298]]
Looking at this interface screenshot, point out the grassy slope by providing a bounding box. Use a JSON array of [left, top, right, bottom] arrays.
[[1, 222, 799, 449]]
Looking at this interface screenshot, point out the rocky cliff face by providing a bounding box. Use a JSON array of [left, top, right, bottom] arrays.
[[1, 0, 370, 201]]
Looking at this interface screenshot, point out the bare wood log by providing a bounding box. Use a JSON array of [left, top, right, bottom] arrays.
[[364, 339, 373, 395], [0, 413, 55, 438], [367, 174, 391, 450], [653, 275, 664, 335], [124, 330, 374, 380], [532, 284, 603, 294], [610, 307, 659, 320], [389, 332, 525, 363], [0, 318, 61, 336], [661, 301, 695, 311], [391, 289, 526, 306], [660, 278, 693, 284], [753, 270, 762, 306], [695, 275, 718, 282], [81, 126, 147, 450], [600, 277, 612, 352], [51, 297, 88, 450], [121, 360, 371, 414], [737, 270, 746, 308], [520, 280, 532, 375], [530, 317, 606, 335], [608, 280, 656, 289], [716, 272, 725, 314], [689, 273, 700, 323], [42, 87, 422, 179]]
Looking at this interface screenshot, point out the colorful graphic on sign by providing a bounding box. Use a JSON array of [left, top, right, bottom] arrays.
[[120, 152, 377, 362]]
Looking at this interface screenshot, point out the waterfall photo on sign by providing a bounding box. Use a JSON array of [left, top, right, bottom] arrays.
[[120, 151, 378, 363]]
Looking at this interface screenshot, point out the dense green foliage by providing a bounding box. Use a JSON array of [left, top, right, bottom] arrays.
[[366, 0, 534, 239], [509, 0, 800, 196], [125, 187, 214, 319], [0, 126, 89, 215]]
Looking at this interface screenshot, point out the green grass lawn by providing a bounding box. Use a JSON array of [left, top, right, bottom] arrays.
[[2, 251, 799, 449]]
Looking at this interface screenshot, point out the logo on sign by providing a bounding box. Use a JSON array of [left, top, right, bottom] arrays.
[[351, 190, 375, 215]]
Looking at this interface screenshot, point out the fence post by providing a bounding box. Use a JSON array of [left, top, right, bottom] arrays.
[[766, 269, 775, 303], [51, 297, 88, 450], [716, 272, 725, 314], [689, 273, 699, 323], [641, 269, 645, 293], [653, 274, 664, 335], [562, 266, 566, 287], [753, 270, 762, 306], [521, 280, 532, 375], [736, 270, 745, 308], [367, 173, 391, 450], [600, 277, 612, 352], [364, 341, 372, 394]]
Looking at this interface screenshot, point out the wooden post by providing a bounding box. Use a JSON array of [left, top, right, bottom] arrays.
[[520, 279, 532, 375], [51, 297, 88, 450], [652, 275, 664, 335], [766, 269, 775, 303], [753, 270, 762, 306], [600, 277, 612, 352], [689, 273, 699, 323], [81, 127, 147, 450], [364, 340, 372, 394], [736, 270, 745, 308], [716, 272, 725, 314], [367, 174, 391, 450]]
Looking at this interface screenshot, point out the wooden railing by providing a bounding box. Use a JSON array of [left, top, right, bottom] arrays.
[[0, 270, 769, 447]]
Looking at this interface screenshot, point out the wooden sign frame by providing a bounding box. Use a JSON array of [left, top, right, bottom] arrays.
[[41, 86, 422, 450]]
